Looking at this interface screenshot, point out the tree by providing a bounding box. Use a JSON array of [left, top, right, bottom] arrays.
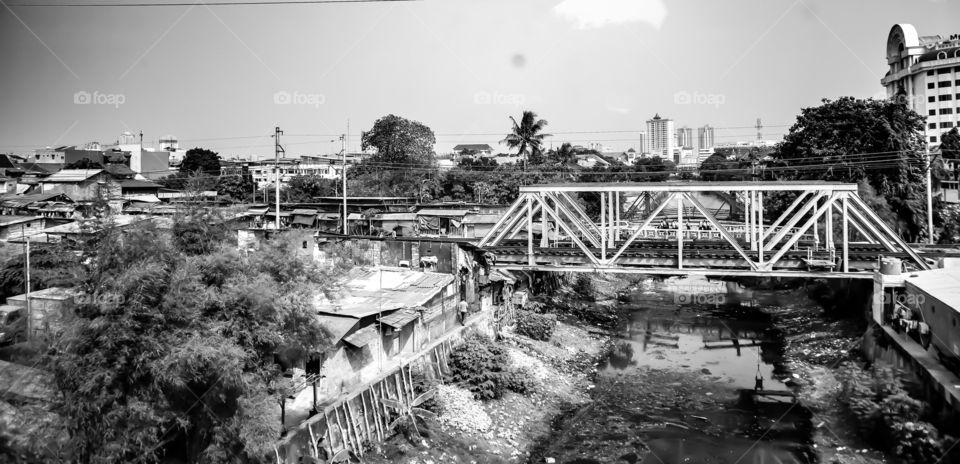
[[284, 175, 336, 203], [64, 158, 103, 170], [502, 111, 551, 164], [360, 114, 436, 166], [632, 157, 673, 182], [48, 213, 345, 463], [181, 148, 222, 176], [216, 173, 255, 203], [771, 97, 929, 241], [549, 142, 577, 167]]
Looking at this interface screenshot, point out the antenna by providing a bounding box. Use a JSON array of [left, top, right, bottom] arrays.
[[755, 118, 763, 142]]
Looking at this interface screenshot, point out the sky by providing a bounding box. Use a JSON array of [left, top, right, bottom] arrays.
[[1, 0, 958, 159]]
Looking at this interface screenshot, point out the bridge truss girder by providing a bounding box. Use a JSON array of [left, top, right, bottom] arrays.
[[479, 182, 932, 275]]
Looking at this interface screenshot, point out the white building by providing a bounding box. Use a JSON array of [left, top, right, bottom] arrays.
[[698, 125, 715, 151], [882, 24, 960, 146], [645, 114, 675, 159], [676, 126, 693, 149]]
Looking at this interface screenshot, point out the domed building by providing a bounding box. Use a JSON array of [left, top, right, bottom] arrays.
[[881, 24, 960, 146]]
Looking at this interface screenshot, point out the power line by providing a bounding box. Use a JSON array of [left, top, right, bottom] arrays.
[[7, 0, 415, 7]]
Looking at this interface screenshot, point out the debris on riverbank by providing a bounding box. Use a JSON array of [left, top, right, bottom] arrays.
[[362, 318, 607, 464]]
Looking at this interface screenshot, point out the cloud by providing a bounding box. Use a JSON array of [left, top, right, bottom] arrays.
[[554, 0, 668, 29]]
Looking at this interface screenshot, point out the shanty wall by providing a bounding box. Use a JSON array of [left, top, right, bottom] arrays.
[[276, 309, 494, 463]]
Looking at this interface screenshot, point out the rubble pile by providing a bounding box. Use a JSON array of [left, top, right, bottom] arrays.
[[434, 384, 492, 433]]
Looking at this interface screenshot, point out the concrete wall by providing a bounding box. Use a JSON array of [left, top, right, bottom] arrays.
[[7, 288, 75, 341]]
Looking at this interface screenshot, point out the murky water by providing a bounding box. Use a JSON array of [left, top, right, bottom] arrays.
[[546, 275, 822, 464]]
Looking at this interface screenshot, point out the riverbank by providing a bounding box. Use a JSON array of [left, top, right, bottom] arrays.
[[362, 315, 609, 464]]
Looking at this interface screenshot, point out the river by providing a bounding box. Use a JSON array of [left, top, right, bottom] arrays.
[[534, 275, 831, 464]]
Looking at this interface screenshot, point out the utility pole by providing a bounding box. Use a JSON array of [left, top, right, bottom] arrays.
[[926, 144, 934, 244], [340, 133, 347, 235], [273, 126, 285, 230], [24, 236, 30, 341]]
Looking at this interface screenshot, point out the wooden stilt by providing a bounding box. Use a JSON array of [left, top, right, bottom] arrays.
[[344, 400, 364, 456]]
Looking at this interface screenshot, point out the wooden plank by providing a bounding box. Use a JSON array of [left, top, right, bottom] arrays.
[[323, 413, 334, 458], [344, 400, 364, 456]]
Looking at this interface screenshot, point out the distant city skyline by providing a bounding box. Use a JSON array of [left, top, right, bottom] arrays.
[[1, 0, 958, 158]]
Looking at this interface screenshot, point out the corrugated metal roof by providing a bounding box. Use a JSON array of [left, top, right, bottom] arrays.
[[0, 215, 42, 227], [119, 179, 161, 189], [42, 169, 104, 182], [417, 209, 470, 217], [291, 209, 318, 215], [342, 325, 379, 348], [489, 269, 517, 284], [905, 268, 960, 313], [378, 308, 420, 328], [316, 315, 358, 344], [316, 268, 454, 318]]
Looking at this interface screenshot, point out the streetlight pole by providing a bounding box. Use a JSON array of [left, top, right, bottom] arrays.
[[273, 126, 285, 230], [926, 144, 934, 244]]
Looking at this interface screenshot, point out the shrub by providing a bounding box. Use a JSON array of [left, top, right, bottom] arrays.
[[572, 274, 595, 301], [448, 332, 528, 400], [515, 310, 556, 341]]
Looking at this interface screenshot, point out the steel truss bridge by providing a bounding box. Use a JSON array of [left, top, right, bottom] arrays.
[[478, 182, 934, 279]]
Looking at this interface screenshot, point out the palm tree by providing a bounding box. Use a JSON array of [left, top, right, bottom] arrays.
[[551, 142, 577, 166], [502, 111, 551, 164]]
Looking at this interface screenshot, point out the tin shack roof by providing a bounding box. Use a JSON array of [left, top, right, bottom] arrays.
[[904, 268, 960, 314], [315, 267, 454, 318]]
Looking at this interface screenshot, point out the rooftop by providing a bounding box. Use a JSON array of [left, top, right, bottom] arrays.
[[315, 267, 454, 318], [42, 169, 104, 183], [905, 268, 960, 313]]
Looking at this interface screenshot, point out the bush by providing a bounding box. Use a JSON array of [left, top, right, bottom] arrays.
[[572, 274, 595, 302], [448, 332, 528, 400], [515, 310, 556, 341]]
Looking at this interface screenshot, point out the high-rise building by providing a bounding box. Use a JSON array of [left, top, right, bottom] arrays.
[[698, 125, 715, 151], [882, 24, 960, 146], [645, 114, 675, 158], [676, 126, 693, 149], [638, 131, 647, 155]]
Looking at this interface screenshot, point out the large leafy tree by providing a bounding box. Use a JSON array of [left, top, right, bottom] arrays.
[[771, 97, 929, 241], [502, 111, 551, 164], [216, 172, 255, 203], [181, 148, 222, 176], [48, 213, 344, 463], [360, 114, 436, 166]]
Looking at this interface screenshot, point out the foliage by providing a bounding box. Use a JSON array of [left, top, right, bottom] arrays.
[[216, 173, 255, 203], [0, 244, 81, 303], [515, 310, 556, 341], [502, 111, 551, 163], [157, 171, 190, 190], [447, 332, 528, 400], [181, 147, 222, 175], [48, 212, 343, 463], [836, 362, 954, 461], [64, 158, 104, 170], [771, 97, 929, 241], [284, 175, 336, 202], [172, 205, 228, 256], [572, 274, 595, 302], [941, 127, 960, 160], [360, 114, 436, 167]]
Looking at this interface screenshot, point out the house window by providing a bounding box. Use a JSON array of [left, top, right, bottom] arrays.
[[940, 94, 954, 101], [929, 96, 936, 102], [942, 122, 955, 129], [302, 240, 308, 249], [930, 123, 938, 129], [939, 81, 952, 88], [941, 108, 955, 115], [931, 136, 938, 143], [930, 109, 937, 116], [938, 67, 951, 74], [928, 70, 935, 76], [929, 82, 936, 89]]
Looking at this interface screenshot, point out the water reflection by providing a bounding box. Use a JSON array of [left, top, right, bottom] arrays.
[[601, 275, 815, 464]]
